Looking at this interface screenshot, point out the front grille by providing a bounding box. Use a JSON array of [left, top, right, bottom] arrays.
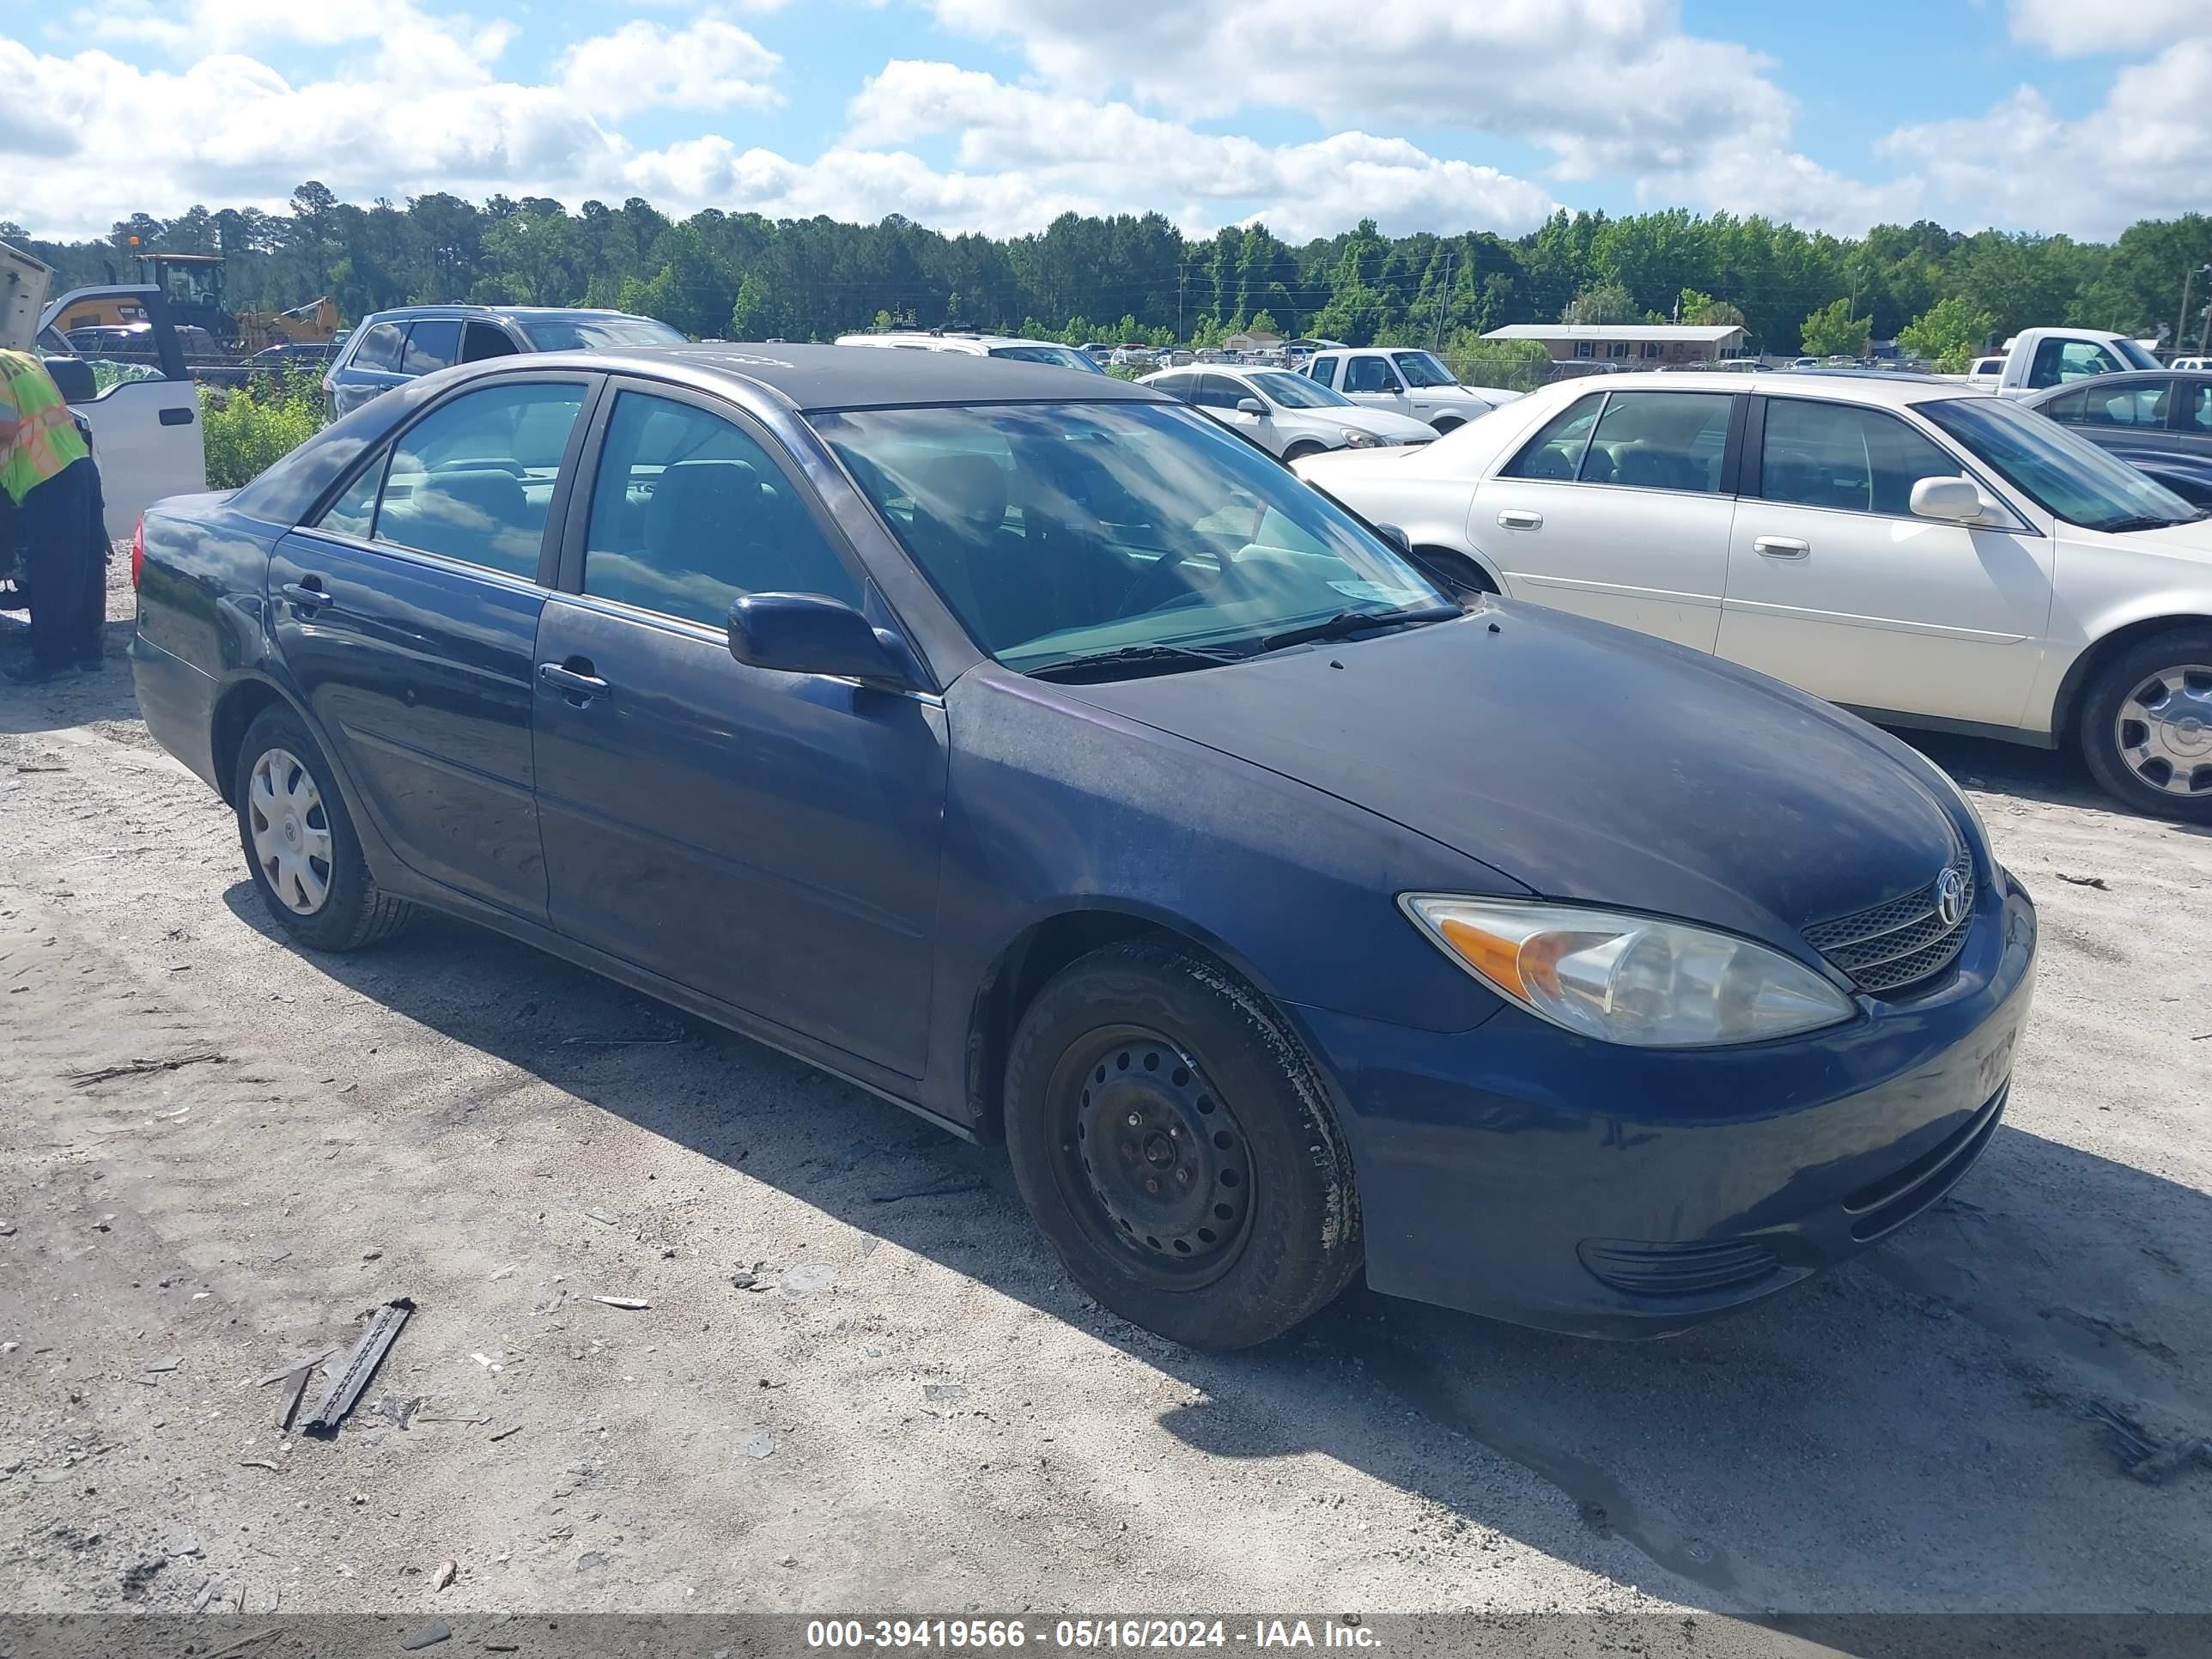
[[1577, 1237, 1781, 1297], [1803, 841, 1974, 995]]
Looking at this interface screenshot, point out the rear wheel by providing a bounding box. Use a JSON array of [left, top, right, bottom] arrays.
[[234, 706, 414, 950], [1003, 939, 1362, 1349], [2079, 629, 2212, 822]]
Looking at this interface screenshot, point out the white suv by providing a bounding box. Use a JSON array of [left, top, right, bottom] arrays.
[[1304, 348, 1523, 431], [1139, 364, 1437, 459], [1294, 368, 2212, 820], [834, 331, 1106, 374]]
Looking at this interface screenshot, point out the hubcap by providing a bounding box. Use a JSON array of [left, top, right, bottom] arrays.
[[246, 747, 334, 915], [2115, 664, 2212, 797], [1059, 1027, 1252, 1286]]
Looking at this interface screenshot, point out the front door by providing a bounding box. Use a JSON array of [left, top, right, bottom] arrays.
[[269, 374, 595, 920], [44, 286, 205, 537], [1340, 354, 1410, 418], [531, 386, 948, 1077], [1473, 387, 1737, 652], [1717, 395, 2054, 728]]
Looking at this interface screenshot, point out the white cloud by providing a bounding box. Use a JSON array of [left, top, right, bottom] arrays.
[[2005, 0, 2212, 55], [842, 61, 1557, 239], [1882, 38, 2212, 237], [556, 18, 782, 118]]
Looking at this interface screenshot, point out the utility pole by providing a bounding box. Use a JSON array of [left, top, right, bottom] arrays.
[[1176, 258, 1188, 345], [1432, 249, 1452, 352], [2177, 262, 2211, 356]]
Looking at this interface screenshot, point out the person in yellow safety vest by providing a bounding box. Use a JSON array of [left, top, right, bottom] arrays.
[[0, 348, 107, 684]]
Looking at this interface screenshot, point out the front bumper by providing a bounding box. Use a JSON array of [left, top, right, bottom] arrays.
[[1291, 869, 2038, 1337]]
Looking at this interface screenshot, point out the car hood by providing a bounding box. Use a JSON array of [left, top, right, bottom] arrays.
[[2069, 514, 2212, 558], [1334, 406, 1445, 441], [1052, 605, 1964, 951]]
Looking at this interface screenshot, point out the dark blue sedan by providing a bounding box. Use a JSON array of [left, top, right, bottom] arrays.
[[128, 345, 2037, 1348]]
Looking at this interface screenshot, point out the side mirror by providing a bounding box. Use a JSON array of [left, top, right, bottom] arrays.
[[44, 356, 95, 405], [1372, 522, 1412, 556], [728, 592, 916, 688], [1235, 397, 1267, 416], [1910, 476, 1986, 525]]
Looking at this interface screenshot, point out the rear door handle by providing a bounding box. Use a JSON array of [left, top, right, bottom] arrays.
[[1753, 536, 1810, 559], [538, 661, 611, 703], [1497, 509, 1543, 530], [280, 579, 334, 610], [159, 406, 195, 426]]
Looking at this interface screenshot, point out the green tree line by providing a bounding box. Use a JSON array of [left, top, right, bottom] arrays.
[[9, 185, 2210, 363]]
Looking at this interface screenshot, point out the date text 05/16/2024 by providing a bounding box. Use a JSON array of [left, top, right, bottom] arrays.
[[805, 1620, 1381, 1650]]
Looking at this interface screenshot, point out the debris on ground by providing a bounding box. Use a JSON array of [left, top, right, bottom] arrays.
[[68, 1048, 225, 1087], [144, 1355, 181, 1373], [271, 1365, 311, 1431], [301, 1297, 415, 1437], [488, 1424, 523, 1443], [400, 1620, 453, 1650], [584, 1208, 618, 1225], [592, 1295, 650, 1310], [2088, 1401, 2212, 1485], [2055, 872, 2110, 890], [866, 1176, 986, 1204], [433, 1559, 457, 1592], [780, 1264, 837, 1299]]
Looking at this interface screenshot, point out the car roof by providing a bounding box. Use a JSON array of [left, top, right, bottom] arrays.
[[361, 304, 651, 325], [519, 342, 1164, 412], [1534, 368, 1984, 409]]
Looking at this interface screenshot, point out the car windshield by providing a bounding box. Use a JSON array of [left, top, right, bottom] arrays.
[[1391, 351, 1459, 388], [989, 343, 1107, 374], [1920, 396, 2203, 532], [514, 315, 686, 350], [1246, 370, 1351, 410], [814, 400, 1452, 677]]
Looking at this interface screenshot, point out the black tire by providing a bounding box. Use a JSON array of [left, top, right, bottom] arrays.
[[1003, 939, 1362, 1349], [1283, 440, 1328, 462], [2077, 629, 2212, 823], [1410, 545, 1498, 604], [233, 705, 414, 950]]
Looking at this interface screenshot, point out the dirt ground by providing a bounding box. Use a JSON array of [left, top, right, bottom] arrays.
[[2, 570, 2209, 1641]]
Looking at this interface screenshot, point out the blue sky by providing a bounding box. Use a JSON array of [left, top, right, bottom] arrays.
[[5, 0, 2209, 243]]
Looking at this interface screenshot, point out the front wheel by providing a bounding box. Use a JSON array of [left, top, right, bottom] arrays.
[[1430, 416, 1464, 434], [234, 705, 415, 950], [2078, 629, 2212, 822], [1282, 440, 1328, 462], [1003, 939, 1362, 1349]]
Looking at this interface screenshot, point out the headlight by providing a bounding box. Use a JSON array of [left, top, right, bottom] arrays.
[[1401, 895, 1855, 1048], [1340, 428, 1381, 447]]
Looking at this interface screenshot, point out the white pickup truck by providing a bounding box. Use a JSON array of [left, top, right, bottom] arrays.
[[3, 239, 207, 547], [1302, 347, 1525, 432], [1978, 326, 2165, 398]]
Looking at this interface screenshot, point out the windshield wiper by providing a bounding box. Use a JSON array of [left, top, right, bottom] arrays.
[[1251, 604, 1456, 655], [2101, 513, 2203, 533], [1024, 641, 1248, 683]]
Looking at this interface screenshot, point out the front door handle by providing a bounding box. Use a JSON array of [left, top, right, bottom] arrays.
[[279, 578, 334, 610], [1497, 509, 1543, 530], [538, 661, 611, 704], [1753, 536, 1810, 559]]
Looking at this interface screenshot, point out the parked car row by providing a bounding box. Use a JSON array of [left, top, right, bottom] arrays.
[[129, 343, 2036, 1354]]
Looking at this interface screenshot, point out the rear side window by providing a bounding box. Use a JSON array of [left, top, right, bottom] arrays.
[[580, 392, 860, 628], [1150, 374, 1198, 402], [400, 319, 460, 375], [349, 322, 405, 374], [2071, 381, 2171, 428], [2189, 385, 2212, 432], [371, 381, 586, 578], [1582, 392, 1732, 493], [1502, 394, 1604, 480], [1759, 399, 1960, 516]]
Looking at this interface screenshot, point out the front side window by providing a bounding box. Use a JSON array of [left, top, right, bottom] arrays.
[[815, 401, 1449, 675], [373, 381, 586, 577], [1343, 356, 1401, 393], [1390, 351, 1457, 388], [1502, 394, 1604, 481], [1308, 356, 1339, 388], [400, 319, 460, 375], [1759, 399, 1960, 515], [1580, 392, 1732, 493], [1194, 374, 1248, 410], [349, 321, 406, 374], [2028, 338, 2126, 388], [581, 392, 860, 628], [1921, 395, 2202, 532]]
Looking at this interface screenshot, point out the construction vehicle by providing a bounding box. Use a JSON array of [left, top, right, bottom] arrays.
[[235, 294, 341, 352]]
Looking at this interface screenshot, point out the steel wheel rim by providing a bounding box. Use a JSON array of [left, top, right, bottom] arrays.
[[2115, 663, 2212, 797], [246, 747, 334, 915], [1052, 1024, 1254, 1291]]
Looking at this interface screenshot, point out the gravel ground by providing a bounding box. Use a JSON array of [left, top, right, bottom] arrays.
[[2, 572, 2209, 1640]]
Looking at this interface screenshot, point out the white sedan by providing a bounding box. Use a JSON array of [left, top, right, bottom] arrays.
[[1140, 363, 1437, 459], [1294, 368, 2212, 820]]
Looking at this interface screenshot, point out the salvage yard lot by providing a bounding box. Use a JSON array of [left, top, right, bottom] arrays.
[[3, 585, 2210, 1630]]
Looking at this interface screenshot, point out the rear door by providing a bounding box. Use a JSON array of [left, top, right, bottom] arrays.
[[531, 382, 948, 1077], [1471, 387, 1739, 651], [330, 319, 410, 415], [1717, 394, 2053, 728], [40, 287, 204, 537], [270, 373, 598, 920]]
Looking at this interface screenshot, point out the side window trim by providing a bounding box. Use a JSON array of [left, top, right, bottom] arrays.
[[1500, 390, 1607, 482], [552, 375, 874, 612]]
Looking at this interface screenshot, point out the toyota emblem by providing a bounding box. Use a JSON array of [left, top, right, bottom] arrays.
[[1935, 868, 1969, 928]]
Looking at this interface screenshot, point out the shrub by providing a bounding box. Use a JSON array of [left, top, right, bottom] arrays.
[[200, 371, 327, 490]]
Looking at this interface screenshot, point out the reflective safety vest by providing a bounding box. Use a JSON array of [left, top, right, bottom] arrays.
[[0, 348, 91, 507]]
